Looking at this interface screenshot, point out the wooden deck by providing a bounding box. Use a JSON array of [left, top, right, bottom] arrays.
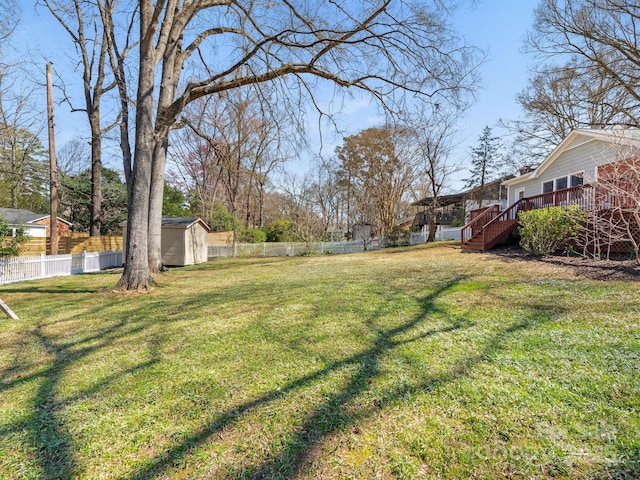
[[461, 185, 594, 251]]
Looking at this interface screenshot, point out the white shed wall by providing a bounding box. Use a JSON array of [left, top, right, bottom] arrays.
[[121, 220, 209, 266], [162, 228, 187, 266], [190, 225, 208, 264]]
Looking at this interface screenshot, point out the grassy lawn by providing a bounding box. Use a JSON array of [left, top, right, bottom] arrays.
[[1, 244, 639, 479]]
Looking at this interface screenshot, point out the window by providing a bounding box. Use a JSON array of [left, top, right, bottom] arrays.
[[555, 176, 568, 190], [542, 181, 553, 193], [570, 172, 584, 187], [516, 188, 525, 200]]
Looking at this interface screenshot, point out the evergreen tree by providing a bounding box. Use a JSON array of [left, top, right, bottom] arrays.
[[464, 126, 502, 208]]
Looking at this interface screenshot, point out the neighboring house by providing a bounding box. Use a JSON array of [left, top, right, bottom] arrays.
[[121, 216, 210, 266], [463, 176, 513, 216], [462, 128, 640, 251], [412, 176, 512, 230], [0, 208, 72, 238], [411, 193, 464, 230]]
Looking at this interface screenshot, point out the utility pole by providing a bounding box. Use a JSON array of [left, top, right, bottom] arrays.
[[46, 63, 58, 255]]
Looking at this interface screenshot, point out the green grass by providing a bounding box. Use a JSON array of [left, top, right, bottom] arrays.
[[1, 243, 639, 479]]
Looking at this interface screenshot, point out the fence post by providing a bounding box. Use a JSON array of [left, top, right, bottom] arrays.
[[40, 253, 45, 278], [320, 242, 323, 254], [82, 250, 87, 273], [263, 242, 266, 257]]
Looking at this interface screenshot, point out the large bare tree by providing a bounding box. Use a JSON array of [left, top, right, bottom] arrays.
[[501, 1, 640, 167], [42, 0, 120, 236], [409, 109, 460, 242], [117, 0, 480, 290], [504, 57, 638, 165], [526, 1, 640, 123]]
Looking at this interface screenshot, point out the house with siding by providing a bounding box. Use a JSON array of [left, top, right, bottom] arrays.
[[0, 208, 72, 238], [461, 129, 640, 251], [412, 176, 512, 231]]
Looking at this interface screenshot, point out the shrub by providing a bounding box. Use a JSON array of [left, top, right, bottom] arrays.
[[385, 227, 410, 247], [297, 249, 319, 256], [518, 205, 584, 256], [264, 218, 300, 242], [237, 227, 267, 243], [0, 218, 30, 257], [208, 203, 236, 232]]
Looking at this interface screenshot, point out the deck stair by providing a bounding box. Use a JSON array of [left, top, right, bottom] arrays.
[[461, 185, 593, 251]]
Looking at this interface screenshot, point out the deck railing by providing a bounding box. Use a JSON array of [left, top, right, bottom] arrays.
[[462, 184, 595, 250], [461, 205, 501, 245]]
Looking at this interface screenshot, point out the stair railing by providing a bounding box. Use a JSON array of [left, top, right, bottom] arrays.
[[461, 204, 501, 245], [468, 184, 594, 249]]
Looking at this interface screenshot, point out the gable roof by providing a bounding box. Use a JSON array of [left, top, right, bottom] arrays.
[[120, 216, 211, 231], [0, 207, 72, 226], [161, 216, 210, 230], [411, 193, 463, 207], [411, 176, 513, 207], [503, 128, 640, 187]]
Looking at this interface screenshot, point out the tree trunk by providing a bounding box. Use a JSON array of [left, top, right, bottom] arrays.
[[427, 202, 437, 242], [147, 19, 183, 274], [117, 0, 155, 290], [90, 120, 102, 237], [148, 138, 167, 273]]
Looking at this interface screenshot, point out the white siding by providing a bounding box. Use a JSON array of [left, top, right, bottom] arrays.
[[507, 138, 640, 204], [24, 225, 47, 237]]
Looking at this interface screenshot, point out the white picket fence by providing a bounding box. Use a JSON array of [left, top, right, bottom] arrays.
[[208, 239, 383, 258], [0, 250, 122, 285], [208, 228, 462, 259], [408, 226, 461, 244]]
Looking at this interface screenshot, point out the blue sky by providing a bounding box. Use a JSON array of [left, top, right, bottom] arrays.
[[15, 1, 540, 191], [308, 0, 541, 189], [453, 0, 538, 145]]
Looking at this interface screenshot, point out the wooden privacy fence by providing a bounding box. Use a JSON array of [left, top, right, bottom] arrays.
[[20, 235, 124, 256], [0, 250, 122, 285]]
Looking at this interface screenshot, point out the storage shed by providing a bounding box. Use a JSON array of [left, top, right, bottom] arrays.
[[121, 216, 210, 266]]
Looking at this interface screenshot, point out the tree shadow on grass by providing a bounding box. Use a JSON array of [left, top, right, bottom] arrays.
[[114, 276, 560, 480], [117, 276, 577, 480], [5, 263, 632, 479], [0, 314, 165, 479]]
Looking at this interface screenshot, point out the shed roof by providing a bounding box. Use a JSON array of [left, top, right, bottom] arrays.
[[121, 216, 211, 231], [0, 207, 72, 226]]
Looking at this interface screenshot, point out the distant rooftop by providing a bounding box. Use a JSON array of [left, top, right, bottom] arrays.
[[0, 208, 48, 224]]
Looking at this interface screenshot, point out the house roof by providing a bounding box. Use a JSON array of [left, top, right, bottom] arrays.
[[411, 193, 463, 207], [411, 176, 513, 207], [503, 128, 640, 187], [0, 207, 72, 226]]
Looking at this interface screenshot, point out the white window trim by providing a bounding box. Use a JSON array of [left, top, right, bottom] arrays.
[[554, 175, 569, 190], [515, 187, 525, 200], [569, 170, 585, 187], [541, 171, 586, 194]]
